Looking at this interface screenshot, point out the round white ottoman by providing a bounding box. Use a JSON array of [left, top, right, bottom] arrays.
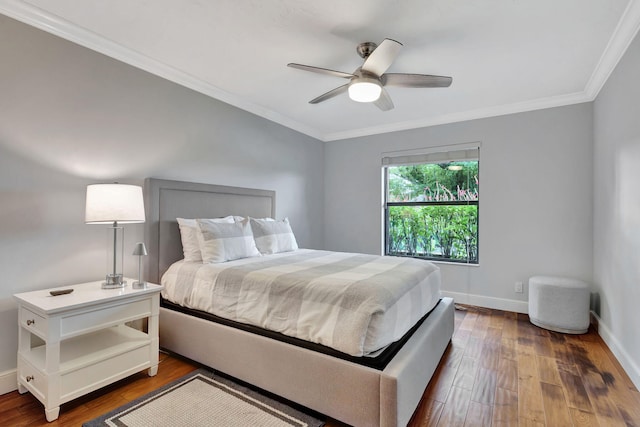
[[528, 276, 590, 334]]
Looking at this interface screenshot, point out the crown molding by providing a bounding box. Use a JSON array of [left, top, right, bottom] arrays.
[[584, 0, 640, 99], [0, 0, 325, 141], [2, 0, 639, 143], [323, 91, 591, 142]]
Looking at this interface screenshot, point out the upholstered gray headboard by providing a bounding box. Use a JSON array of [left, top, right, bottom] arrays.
[[144, 178, 276, 283]]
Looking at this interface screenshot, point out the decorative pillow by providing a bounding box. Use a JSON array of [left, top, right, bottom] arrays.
[[250, 217, 298, 254], [197, 218, 261, 263], [177, 216, 234, 262]]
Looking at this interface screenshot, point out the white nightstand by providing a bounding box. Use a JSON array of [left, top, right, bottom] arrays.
[[14, 280, 163, 422]]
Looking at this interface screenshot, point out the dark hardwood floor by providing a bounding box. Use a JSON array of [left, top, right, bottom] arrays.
[[1, 305, 639, 426], [407, 305, 640, 427]]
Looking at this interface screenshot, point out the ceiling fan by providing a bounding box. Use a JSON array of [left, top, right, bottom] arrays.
[[287, 38, 452, 111]]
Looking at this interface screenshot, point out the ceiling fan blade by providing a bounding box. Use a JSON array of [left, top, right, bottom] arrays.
[[287, 63, 355, 79], [374, 87, 394, 111], [309, 84, 349, 104], [382, 73, 452, 88], [361, 38, 403, 76]]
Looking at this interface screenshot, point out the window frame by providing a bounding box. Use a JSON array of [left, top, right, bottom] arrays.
[[382, 155, 480, 265]]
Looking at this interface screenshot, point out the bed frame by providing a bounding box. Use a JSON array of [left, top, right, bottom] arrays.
[[144, 178, 454, 427]]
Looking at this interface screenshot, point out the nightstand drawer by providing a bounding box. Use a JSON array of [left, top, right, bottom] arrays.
[[60, 298, 152, 338], [17, 356, 46, 403], [20, 308, 48, 339]]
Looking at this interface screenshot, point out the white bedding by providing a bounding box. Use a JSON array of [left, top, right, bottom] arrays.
[[161, 249, 441, 357]]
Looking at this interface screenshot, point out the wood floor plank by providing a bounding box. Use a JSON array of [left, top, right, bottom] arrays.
[[480, 341, 501, 371], [540, 382, 572, 426], [489, 310, 505, 330], [556, 359, 580, 376], [423, 363, 458, 403], [409, 398, 444, 427], [501, 337, 517, 361], [497, 357, 518, 392], [464, 401, 492, 426], [551, 340, 577, 365], [437, 386, 472, 427], [453, 356, 479, 391], [445, 342, 466, 369], [517, 375, 546, 424], [470, 367, 497, 405], [464, 336, 485, 359], [453, 327, 472, 346], [492, 387, 518, 426], [454, 308, 466, 331], [576, 337, 640, 425], [558, 369, 594, 412], [569, 407, 601, 426], [519, 417, 545, 426], [485, 326, 502, 344], [517, 314, 540, 337], [517, 350, 538, 379], [537, 355, 562, 385], [502, 312, 518, 339], [579, 365, 628, 427], [516, 334, 537, 356], [459, 310, 479, 331], [471, 308, 490, 339], [517, 351, 545, 424], [532, 335, 554, 357]]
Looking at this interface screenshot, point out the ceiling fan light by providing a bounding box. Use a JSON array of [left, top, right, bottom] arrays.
[[348, 79, 382, 103]]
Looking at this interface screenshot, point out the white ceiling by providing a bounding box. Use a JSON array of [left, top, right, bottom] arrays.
[[2, 0, 640, 141]]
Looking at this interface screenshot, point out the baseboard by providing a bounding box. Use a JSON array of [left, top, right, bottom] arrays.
[[441, 291, 528, 314], [0, 369, 17, 396], [590, 311, 640, 390]]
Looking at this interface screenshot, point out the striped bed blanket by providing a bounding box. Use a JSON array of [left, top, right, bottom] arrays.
[[161, 249, 441, 357]]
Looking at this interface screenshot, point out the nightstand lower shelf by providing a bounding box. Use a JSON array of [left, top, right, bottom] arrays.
[[19, 325, 154, 420]]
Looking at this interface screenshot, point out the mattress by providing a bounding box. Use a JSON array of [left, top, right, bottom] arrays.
[[161, 249, 441, 357]]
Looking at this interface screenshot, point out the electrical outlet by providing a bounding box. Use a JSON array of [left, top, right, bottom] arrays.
[[515, 281, 523, 293]]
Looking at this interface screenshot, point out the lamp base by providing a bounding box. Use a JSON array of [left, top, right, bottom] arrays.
[[102, 274, 127, 289], [132, 281, 147, 289]]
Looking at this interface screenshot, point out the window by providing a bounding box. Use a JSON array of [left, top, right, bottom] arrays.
[[383, 147, 479, 264]]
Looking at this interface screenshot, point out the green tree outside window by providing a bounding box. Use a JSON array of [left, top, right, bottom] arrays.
[[385, 162, 479, 263]]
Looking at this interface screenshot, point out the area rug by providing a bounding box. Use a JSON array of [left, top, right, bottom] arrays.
[[83, 369, 325, 427]]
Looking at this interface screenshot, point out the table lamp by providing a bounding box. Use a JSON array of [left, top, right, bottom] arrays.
[[132, 242, 148, 289], [85, 183, 145, 289]]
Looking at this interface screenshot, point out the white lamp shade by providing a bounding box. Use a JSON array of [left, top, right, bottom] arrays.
[[132, 242, 148, 256], [85, 184, 145, 224]]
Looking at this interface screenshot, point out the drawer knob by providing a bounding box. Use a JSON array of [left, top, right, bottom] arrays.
[[26, 319, 35, 326], [26, 375, 34, 382]]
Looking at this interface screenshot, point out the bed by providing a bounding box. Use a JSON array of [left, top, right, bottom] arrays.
[[144, 178, 454, 427]]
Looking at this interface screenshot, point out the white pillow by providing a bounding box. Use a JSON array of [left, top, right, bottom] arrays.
[[233, 216, 273, 222], [197, 218, 261, 263], [177, 216, 234, 262], [250, 217, 298, 254]]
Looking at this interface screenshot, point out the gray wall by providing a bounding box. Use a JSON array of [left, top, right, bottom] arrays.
[[324, 104, 594, 311], [593, 29, 640, 387], [0, 16, 324, 373]]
